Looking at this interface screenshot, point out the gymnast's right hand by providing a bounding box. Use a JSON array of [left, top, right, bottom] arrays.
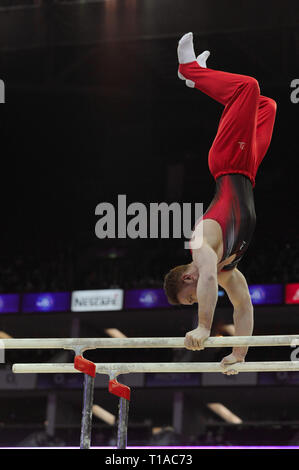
[[184, 326, 211, 351]]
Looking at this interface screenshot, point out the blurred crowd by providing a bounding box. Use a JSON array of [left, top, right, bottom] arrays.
[[3, 422, 299, 447], [0, 237, 298, 294]]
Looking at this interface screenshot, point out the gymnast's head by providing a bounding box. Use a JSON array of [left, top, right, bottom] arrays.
[[163, 263, 198, 306]]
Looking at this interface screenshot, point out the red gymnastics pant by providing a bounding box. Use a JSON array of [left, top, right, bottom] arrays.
[[178, 61, 277, 187]]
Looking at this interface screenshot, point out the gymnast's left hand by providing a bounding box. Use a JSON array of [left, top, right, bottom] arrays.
[[220, 352, 245, 375], [184, 326, 211, 351]]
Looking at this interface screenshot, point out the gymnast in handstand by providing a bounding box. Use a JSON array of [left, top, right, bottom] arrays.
[[164, 33, 277, 374]]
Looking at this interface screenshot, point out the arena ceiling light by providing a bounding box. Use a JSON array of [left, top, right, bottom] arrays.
[[92, 404, 116, 426], [207, 403, 242, 424], [104, 328, 127, 338], [0, 331, 12, 339]]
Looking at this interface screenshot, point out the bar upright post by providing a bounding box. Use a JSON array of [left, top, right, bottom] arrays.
[[74, 355, 97, 449], [80, 373, 95, 449], [109, 378, 131, 450], [117, 396, 130, 449]]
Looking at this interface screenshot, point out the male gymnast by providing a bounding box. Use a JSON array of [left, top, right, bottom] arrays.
[[163, 33, 277, 374]]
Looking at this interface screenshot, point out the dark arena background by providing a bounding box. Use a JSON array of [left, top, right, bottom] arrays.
[[0, 0, 298, 451]]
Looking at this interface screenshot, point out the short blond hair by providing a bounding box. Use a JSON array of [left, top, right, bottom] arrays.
[[163, 264, 189, 305]]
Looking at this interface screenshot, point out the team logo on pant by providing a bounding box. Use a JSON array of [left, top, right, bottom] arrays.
[[238, 141, 246, 150]]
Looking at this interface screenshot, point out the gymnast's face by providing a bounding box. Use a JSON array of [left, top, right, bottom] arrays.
[[177, 276, 198, 306]]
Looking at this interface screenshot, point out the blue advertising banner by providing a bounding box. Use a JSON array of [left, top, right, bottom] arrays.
[[145, 373, 201, 387], [0, 294, 20, 313], [259, 371, 299, 386], [37, 373, 109, 389], [37, 373, 84, 389], [125, 288, 228, 309], [125, 288, 171, 309], [248, 284, 283, 305], [22, 292, 71, 313]]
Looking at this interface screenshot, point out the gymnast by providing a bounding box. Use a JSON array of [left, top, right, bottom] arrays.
[[163, 33, 277, 374]]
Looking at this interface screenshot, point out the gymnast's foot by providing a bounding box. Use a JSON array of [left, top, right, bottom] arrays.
[[197, 50, 210, 68], [177, 32, 196, 64], [177, 32, 210, 87]]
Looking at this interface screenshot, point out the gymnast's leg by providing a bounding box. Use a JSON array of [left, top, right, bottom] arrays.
[[177, 32, 261, 186], [254, 96, 277, 179]]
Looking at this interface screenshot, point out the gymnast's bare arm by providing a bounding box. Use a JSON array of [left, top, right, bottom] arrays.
[[184, 243, 218, 350], [217, 268, 254, 375]]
